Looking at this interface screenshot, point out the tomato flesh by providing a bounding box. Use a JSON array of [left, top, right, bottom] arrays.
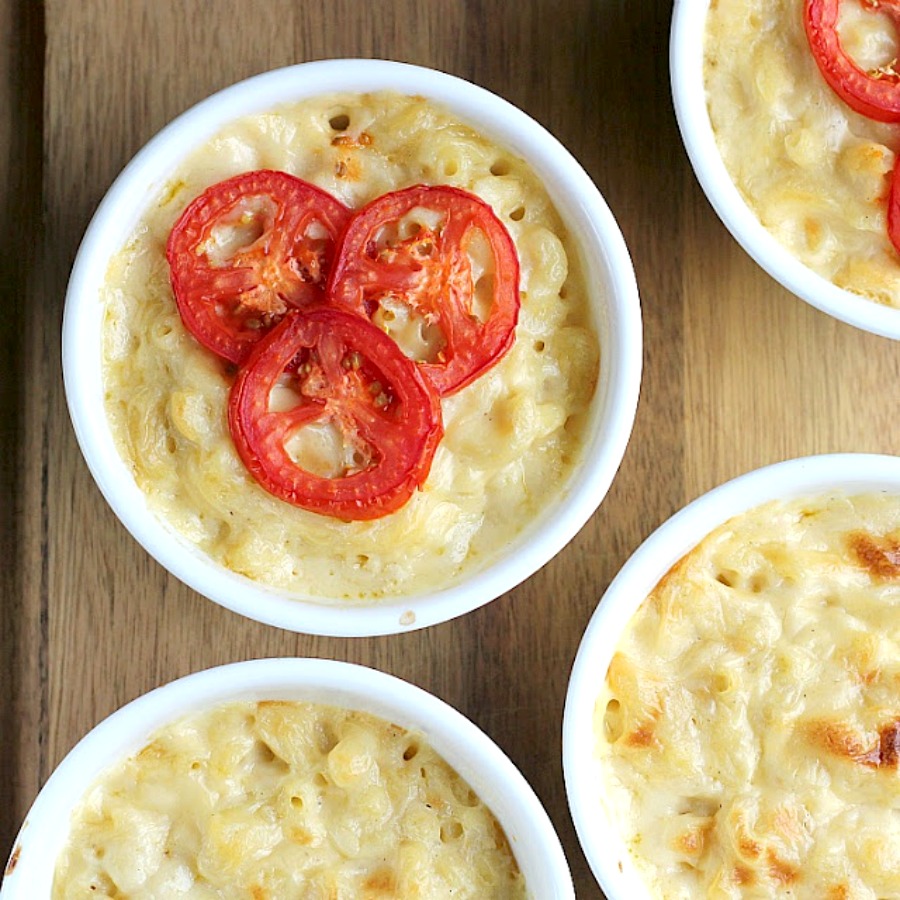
[[327, 185, 520, 395], [228, 307, 443, 520], [167, 170, 351, 363], [805, 0, 900, 122]]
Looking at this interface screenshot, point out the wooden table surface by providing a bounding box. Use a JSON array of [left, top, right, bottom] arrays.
[[3, 1, 899, 897]]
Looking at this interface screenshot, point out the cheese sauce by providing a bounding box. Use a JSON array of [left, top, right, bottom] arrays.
[[52, 701, 528, 899], [596, 492, 900, 898], [705, 0, 900, 308]]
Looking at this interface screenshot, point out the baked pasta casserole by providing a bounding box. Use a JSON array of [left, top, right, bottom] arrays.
[[102, 91, 599, 600], [52, 700, 528, 898], [705, 0, 900, 308], [596, 492, 900, 898]]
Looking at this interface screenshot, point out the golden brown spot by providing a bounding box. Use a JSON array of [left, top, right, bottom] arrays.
[[827, 884, 850, 900], [861, 668, 880, 686], [737, 834, 762, 860], [807, 718, 900, 768], [672, 820, 713, 857], [250, 887, 267, 900], [333, 155, 361, 182], [625, 721, 657, 748], [767, 849, 798, 885], [807, 719, 877, 765], [733, 864, 755, 885], [363, 867, 398, 894], [331, 131, 373, 148], [606, 653, 665, 750], [848, 531, 900, 580], [878, 718, 900, 767], [730, 811, 763, 862], [4, 844, 20, 876]]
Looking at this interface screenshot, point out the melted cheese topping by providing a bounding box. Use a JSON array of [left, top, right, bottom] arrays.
[[102, 91, 599, 600], [705, 0, 900, 308], [52, 701, 528, 899], [595, 493, 900, 899]]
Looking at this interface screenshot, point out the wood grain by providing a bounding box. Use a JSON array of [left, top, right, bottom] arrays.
[[3, 0, 900, 897], [1, 0, 44, 862]]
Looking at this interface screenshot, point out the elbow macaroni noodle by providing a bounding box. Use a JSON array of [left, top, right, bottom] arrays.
[[704, 0, 900, 308], [595, 492, 900, 899], [102, 92, 599, 600], [52, 701, 527, 899]]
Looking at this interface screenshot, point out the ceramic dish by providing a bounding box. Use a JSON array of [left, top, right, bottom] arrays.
[[2, 657, 574, 898], [62, 59, 642, 636], [671, 0, 900, 340], [563, 452, 900, 897]]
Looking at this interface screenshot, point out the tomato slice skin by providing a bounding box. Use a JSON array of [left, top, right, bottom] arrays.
[[327, 184, 521, 396], [804, 0, 900, 123], [228, 307, 443, 521], [167, 170, 352, 364]]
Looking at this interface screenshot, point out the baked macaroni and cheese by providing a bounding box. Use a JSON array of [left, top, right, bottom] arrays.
[[52, 700, 528, 898], [704, 0, 900, 308], [103, 91, 599, 599], [596, 492, 900, 898]]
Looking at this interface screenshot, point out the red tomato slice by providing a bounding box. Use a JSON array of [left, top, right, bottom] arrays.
[[327, 185, 520, 396], [805, 0, 900, 123], [228, 307, 443, 521], [167, 170, 351, 364]]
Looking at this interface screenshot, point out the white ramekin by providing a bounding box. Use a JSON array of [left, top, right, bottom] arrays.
[[563, 452, 900, 897], [670, 0, 900, 340], [2, 657, 574, 898], [62, 58, 642, 637]]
